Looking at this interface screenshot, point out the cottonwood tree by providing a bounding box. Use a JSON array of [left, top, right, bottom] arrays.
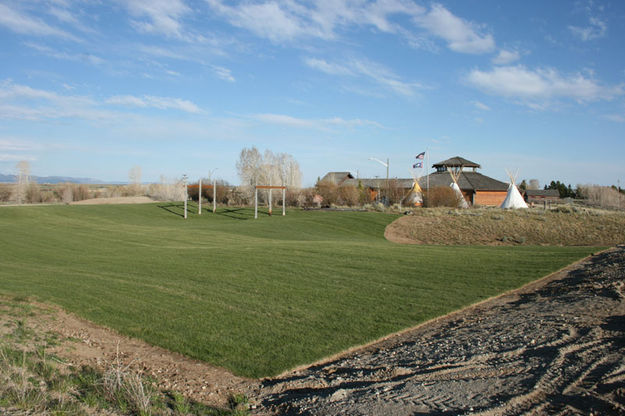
[[236, 147, 302, 188], [14, 160, 30, 204], [128, 165, 142, 195]]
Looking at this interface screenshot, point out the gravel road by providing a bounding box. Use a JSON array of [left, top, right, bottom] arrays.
[[257, 246, 625, 415]]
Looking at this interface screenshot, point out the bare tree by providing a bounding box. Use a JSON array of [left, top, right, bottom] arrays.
[[529, 179, 540, 190], [236, 146, 264, 187], [14, 160, 30, 204], [236, 147, 302, 206], [128, 165, 142, 196]]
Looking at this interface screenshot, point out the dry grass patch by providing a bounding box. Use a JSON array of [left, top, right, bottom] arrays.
[[385, 206, 625, 246]]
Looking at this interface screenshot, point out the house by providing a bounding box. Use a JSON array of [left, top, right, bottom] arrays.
[[524, 189, 560, 204], [320, 156, 509, 207], [418, 156, 508, 206]]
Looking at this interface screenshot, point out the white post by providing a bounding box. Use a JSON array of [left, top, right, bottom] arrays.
[[198, 179, 202, 215], [268, 178, 272, 216], [254, 186, 258, 219], [183, 175, 188, 220], [213, 178, 216, 213], [282, 187, 286, 216]]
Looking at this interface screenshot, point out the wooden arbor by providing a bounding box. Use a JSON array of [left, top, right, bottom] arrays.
[[254, 185, 286, 219]]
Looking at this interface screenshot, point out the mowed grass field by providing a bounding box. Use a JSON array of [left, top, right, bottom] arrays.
[[0, 203, 597, 378]]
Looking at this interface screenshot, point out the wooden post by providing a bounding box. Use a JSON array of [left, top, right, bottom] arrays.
[[254, 186, 258, 219], [213, 178, 216, 213], [198, 179, 202, 215], [282, 187, 286, 216]]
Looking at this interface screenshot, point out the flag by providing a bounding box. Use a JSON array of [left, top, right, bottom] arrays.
[[413, 162, 423, 168], [416, 151, 425, 160]]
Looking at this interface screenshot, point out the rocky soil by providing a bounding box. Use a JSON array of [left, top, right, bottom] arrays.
[[257, 246, 625, 415]]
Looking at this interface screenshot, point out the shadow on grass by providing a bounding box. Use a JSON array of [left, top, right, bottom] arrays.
[[157, 204, 185, 218], [215, 208, 259, 220]]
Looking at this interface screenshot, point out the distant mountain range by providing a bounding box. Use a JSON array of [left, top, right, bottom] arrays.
[[0, 173, 107, 184]]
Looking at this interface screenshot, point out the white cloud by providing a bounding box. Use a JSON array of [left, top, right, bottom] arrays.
[[121, 0, 190, 38], [252, 113, 383, 130], [106, 95, 202, 113], [466, 65, 624, 106], [304, 57, 423, 97], [24, 42, 104, 65], [414, 3, 495, 54], [569, 16, 607, 41], [471, 101, 490, 111], [0, 153, 36, 162], [603, 114, 625, 123], [0, 3, 79, 41], [0, 81, 202, 121], [211, 65, 235, 82], [492, 49, 520, 65], [304, 58, 354, 76], [206, 1, 493, 54]]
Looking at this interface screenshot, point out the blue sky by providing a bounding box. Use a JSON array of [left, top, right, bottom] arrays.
[[1, 0, 624, 187]]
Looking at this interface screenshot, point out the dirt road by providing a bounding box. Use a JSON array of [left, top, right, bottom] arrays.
[[257, 246, 625, 415]]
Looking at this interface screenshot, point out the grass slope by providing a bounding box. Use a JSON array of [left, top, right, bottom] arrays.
[[0, 203, 597, 378]]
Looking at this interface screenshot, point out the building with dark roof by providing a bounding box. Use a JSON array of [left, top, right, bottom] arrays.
[[419, 156, 508, 206], [524, 189, 560, 204], [321, 156, 509, 206]]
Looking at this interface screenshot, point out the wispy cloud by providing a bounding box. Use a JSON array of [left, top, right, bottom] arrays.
[[0, 3, 79, 41], [252, 113, 384, 130], [120, 0, 190, 38], [492, 49, 520, 65], [413, 3, 495, 54], [206, 1, 494, 54], [466, 65, 624, 107], [304, 57, 423, 97], [569, 16, 607, 41], [0, 81, 203, 121], [24, 42, 104, 65], [603, 114, 625, 123], [106, 95, 202, 113], [211, 65, 235, 82], [471, 101, 491, 111]]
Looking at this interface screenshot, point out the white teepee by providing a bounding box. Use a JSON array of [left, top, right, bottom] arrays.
[[405, 170, 423, 206], [500, 170, 528, 209], [449, 170, 469, 208]]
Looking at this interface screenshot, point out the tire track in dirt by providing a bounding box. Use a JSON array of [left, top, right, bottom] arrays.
[[256, 246, 625, 415]]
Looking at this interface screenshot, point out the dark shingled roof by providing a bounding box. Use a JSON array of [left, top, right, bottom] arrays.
[[432, 156, 481, 169], [342, 178, 414, 189], [320, 172, 354, 185], [418, 171, 508, 192], [525, 189, 560, 197]]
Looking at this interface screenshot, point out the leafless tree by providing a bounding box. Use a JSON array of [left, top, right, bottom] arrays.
[[529, 179, 540, 190], [127, 166, 143, 196], [14, 160, 31, 204]]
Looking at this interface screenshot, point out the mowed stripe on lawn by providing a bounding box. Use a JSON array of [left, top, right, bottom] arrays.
[[0, 204, 596, 377]]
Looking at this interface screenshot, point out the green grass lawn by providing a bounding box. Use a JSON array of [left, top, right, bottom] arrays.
[[0, 203, 597, 378]]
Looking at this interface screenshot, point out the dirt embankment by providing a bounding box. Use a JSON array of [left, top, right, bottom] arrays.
[[385, 207, 625, 246], [258, 246, 625, 415]]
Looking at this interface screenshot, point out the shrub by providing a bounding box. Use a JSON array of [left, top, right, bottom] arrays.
[[316, 181, 338, 207], [0, 184, 12, 202], [338, 185, 359, 206], [423, 186, 464, 208]]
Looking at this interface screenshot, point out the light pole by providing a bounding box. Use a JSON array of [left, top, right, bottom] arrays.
[[369, 157, 389, 204]]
